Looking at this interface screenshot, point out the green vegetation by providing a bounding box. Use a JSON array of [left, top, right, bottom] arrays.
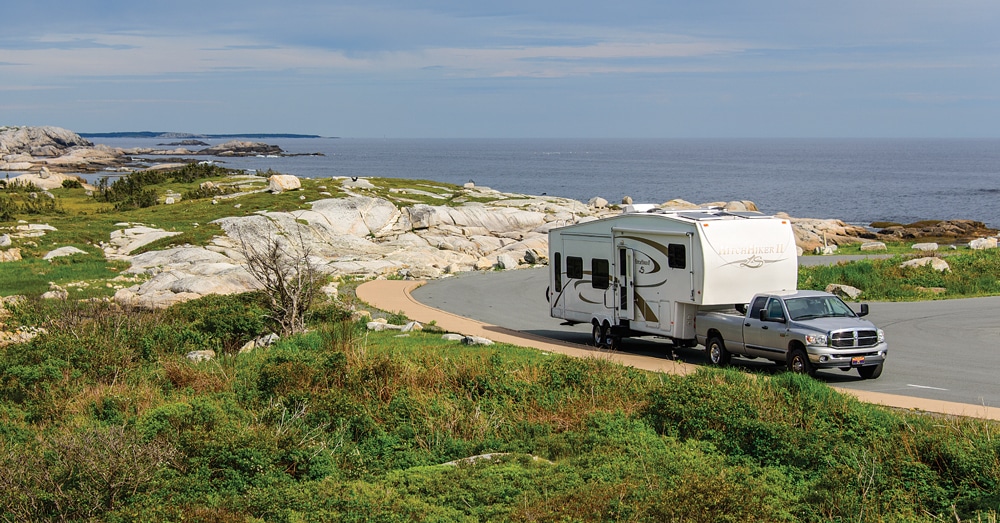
[[2, 169, 1000, 520], [0, 250, 131, 298], [799, 249, 1000, 300], [0, 295, 997, 521]]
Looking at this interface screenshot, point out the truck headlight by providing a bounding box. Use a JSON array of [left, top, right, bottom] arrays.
[[877, 329, 885, 343], [805, 334, 827, 345]]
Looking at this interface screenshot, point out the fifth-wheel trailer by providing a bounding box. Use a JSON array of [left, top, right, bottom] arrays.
[[546, 206, 798, 348]]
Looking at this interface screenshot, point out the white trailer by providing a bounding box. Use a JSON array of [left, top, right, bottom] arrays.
[[546, 207, 798, 348]]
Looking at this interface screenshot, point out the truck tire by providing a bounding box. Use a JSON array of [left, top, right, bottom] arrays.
[[787, 348, 815, 377], [592, 323, 605, 347], [857, 363, 883, 380], [706, 336, 731, 366]]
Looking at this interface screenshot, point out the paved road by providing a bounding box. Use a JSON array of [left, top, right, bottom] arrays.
[[413, 267, 1000, 408]]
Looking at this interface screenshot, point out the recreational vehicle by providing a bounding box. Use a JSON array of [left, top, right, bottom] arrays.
[[546, 207, 798, 348]]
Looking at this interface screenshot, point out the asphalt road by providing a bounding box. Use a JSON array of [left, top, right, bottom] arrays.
[[412, 266, 1000, 408]]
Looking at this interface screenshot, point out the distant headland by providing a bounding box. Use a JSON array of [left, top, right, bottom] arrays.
[[79, 131, 333, 139]]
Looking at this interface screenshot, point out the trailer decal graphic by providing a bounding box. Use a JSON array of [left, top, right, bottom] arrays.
[[721, 254, 785, 269], [634, 291, 659, 323]]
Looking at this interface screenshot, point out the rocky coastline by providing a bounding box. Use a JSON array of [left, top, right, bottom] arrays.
[[0, 125, 319, 176], [2, 125, 998, 310]]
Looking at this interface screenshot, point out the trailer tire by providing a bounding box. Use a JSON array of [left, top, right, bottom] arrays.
[[592, 323, 605, 347], [858, 363, 883, 380], [787, 348, 815, 377], [706, 335, 731, 366]]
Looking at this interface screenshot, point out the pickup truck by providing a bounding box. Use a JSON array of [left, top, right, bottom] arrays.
[[695, 290, 888, 379]]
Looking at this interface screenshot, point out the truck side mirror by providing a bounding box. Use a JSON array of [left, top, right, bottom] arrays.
[[858, 303, 869, 317], [758, 309, 769, 322]]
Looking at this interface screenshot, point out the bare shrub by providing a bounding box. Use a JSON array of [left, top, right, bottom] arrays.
[[237, 221, 319, 336], [0, 426, 177, 521]]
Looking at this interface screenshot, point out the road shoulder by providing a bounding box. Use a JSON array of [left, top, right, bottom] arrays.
[[357, 278, 1000, 421]]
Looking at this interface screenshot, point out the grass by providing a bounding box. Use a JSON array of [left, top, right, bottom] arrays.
[[0, 296, 997, 521], [0, 249, 132, 298], [799, 249, 1000, 300]]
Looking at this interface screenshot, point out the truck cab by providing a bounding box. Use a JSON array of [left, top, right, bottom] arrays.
[[697, 290, 888, 379]]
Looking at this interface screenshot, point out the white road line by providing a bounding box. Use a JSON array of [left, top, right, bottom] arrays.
[[907, 384, 949, 391]]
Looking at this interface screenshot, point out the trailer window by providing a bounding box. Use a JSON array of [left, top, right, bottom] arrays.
[[567, 256, 583, 279], [592, 258, 610, 289], [668, 244, 686, 269], [554, 253, 562, 292]]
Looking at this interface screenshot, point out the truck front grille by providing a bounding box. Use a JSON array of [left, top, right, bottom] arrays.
[[831, 330, 879, 348]]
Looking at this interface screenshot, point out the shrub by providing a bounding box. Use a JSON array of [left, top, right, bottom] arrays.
[[0, 193, 16, 221], [169, 293, 269, 353]]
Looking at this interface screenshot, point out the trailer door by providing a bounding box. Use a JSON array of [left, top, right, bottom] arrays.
[[616, 246, 635, 322]]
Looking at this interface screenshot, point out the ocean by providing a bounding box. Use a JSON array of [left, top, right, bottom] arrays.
[[90, 137, 1000, 228]]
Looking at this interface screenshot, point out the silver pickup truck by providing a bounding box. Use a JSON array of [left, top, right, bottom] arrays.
[[695, 290, 888, 379]]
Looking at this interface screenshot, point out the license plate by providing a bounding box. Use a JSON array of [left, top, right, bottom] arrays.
[[851, 356, 865, 367]]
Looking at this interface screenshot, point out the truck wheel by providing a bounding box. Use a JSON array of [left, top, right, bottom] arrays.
[[706, 336, 731, 366], [858, 363, 883, 380], [592, 323, 605, 347], [787, 349, 815, 377]]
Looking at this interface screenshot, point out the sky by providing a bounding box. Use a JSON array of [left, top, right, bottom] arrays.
[[1, 0, 998, 138]]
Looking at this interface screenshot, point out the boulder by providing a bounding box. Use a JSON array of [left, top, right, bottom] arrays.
[[43, 246, 88, 260], [461, 335, 494, 346], [912, 243, 938, 252], [588, 197, 608, 209], [268, 174, 301, 193], [722, 200, 759, 212], [186, 350, 216, 362], [901, 257, 950, 272], [0, 235, 10, 248], [524, 248, 547, 265], [969, 237, 998, 250], [40, 283, 69, 300], [496, 253, 519, 270], [0, 249, 22, 262], [826, 284, 862, 300], [238, 333, 279, 354], [442, 333, 465, 342], [860, 241, 887, 251], [401, 321, 423, 333]]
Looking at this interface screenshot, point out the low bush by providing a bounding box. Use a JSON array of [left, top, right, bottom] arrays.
[[0, 297, 997, 522]]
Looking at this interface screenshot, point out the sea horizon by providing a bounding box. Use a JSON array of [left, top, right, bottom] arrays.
[[86, 136, 1000, 229]]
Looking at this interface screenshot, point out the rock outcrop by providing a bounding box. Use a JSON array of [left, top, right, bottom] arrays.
[[876, 220, 995, 242], [0, 126, 92, 156], [1, 126, 123, 173]]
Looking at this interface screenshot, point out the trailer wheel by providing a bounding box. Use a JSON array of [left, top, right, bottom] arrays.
[[787, 348, 815, 377], [706, 336, 731, 366], [592, 323, 605, 347], [857, 363, 883, 380]]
